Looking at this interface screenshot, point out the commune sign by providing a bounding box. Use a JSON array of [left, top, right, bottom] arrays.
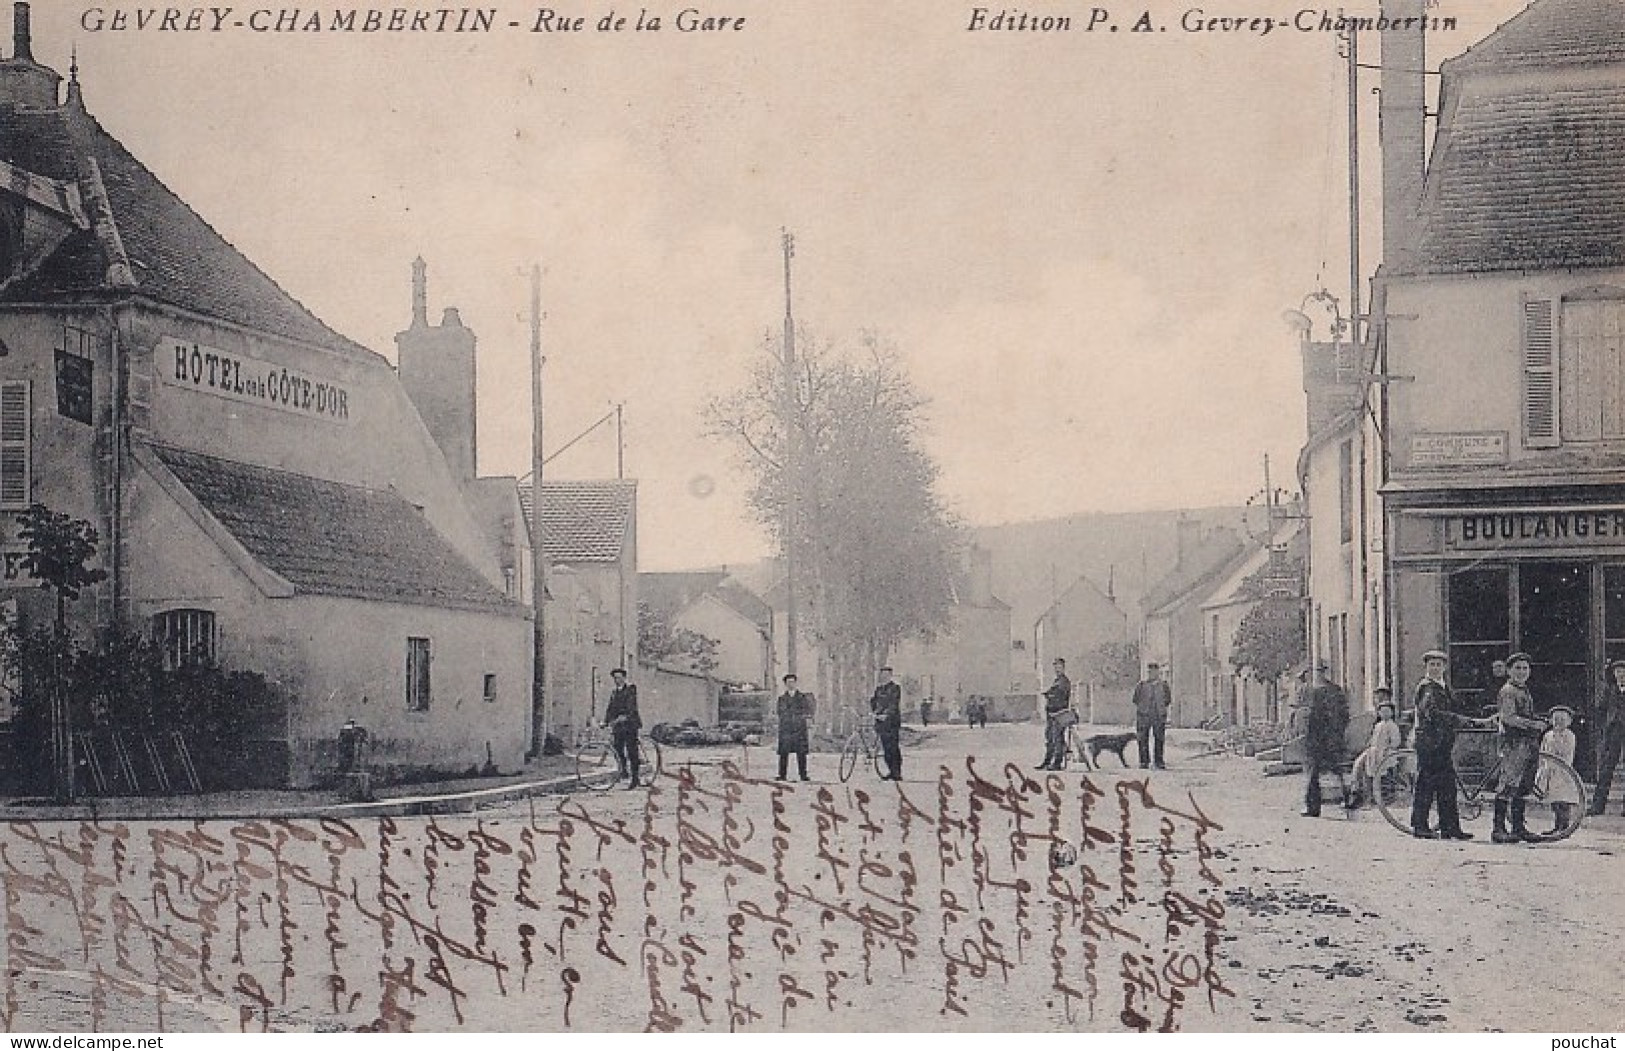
[[158, 336, 352, 422]]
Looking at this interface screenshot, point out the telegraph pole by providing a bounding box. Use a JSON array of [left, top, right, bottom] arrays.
[[780, 229, 799, 677], [529, 264, 548, 757]]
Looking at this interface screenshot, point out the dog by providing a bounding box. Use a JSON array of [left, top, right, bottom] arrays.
[[1078, 731, 1137, 770]]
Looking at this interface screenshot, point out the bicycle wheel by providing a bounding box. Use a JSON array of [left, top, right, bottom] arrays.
[[1373, 749, 1421, 835], [1523, 756, 1587, 843], [839, 733, 860, 783], [870, 733, 886, 779], [576, 742, 621, 793]]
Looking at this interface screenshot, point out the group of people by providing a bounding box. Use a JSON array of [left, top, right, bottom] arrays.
[[1036, 657, 1173, 771], [771, 666, 905, 783], [1306, 648, 1613, 842]]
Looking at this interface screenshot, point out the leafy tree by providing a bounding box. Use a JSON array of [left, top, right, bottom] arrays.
[[708, 330, 959, 707], [1230, 596, 1305, 719], [1084, 640, 1141, 689], [637, 602, 721, 677], [16, 504, 106, 801]]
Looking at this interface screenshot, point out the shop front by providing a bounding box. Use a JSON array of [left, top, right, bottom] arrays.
[[1388, 491, 1625, 780]]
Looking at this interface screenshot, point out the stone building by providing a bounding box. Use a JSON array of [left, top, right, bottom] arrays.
[[0, 6, 531, 786]]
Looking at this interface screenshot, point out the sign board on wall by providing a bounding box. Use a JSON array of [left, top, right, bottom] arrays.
[[1409, 432, 1507, 467], [157, 336, 353, 423], [1444, 508, 1625, 551], [1, 544, 38, 588]]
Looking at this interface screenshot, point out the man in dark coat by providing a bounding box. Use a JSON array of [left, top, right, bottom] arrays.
[[870, 666, 903, 781], [1036, 658, 1073, 770], [1299, 663, 1350, 817], [1591, 659, 1625, 816], [776, 673, 813, 782], [1409, 650, 1474, 840], [604, 667, 643, 788], [1131, 663, 1173, 769]]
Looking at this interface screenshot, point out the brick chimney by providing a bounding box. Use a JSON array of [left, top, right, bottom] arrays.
[[0, 3, 60, 108], [1380, 0, 1428, 269], [396, 260, 479, 482]]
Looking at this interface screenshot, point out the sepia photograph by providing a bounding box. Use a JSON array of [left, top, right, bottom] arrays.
[[0, 0, 1621, 1035]]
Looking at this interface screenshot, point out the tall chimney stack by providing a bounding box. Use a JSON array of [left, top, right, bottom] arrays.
[[1380, 0, 1428, 269], [411, 256, 428, 328], [13, 3, 31, 61]]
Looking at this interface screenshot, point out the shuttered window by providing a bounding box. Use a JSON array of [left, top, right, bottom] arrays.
[[1523, 299, 1558, 448], [0, 380, 30, 509], [1560, 295, 1625, 442]]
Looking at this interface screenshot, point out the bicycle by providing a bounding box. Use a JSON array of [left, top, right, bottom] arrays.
[[837, 705, 886, 783], [575, 723, 664, 793], [1370, 742, 1587, 842]]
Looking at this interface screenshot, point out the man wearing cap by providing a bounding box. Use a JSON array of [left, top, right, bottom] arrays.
[[1300, 663, 1350, 818], [1410, 650, 1475, 840], [1131, 662, 1173, 769], [1492, 653, 1549, 843], [870, 666, 904, 781], [1036, 658, 1073, 770], [604, 667, 644, 789], [1592, 659, 1625, 816], [776, 673, 814, 782]]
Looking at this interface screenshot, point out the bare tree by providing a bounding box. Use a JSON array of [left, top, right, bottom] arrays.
[[708, 331, 960, 711]]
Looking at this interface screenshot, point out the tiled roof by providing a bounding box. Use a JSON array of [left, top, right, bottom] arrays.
[[0, 98, 375, 360], [1408, 81, 1625, 275], [1143, 530, 1249, 617], [518, 479, 637, 564], [640, 571, 728, 619], [152, 444, 523, 615], [1450, 0, 1625, 72]]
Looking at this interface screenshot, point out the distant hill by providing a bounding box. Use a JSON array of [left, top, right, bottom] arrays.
[[973, 506, 1249, 643]]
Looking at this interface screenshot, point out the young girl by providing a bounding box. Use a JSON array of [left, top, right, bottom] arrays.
[[1536, 705, 1579, 834], [1346, 691, 1403, 810]]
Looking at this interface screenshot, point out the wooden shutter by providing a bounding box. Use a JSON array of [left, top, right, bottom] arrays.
[[0, 380, 30, 509], [1523, 298, 1558, 448]]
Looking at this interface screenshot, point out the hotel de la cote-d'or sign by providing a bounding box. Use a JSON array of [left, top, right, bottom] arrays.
[[157, 336, 353, 423]]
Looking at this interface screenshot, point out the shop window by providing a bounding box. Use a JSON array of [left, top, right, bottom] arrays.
[[153, 608, 216, 668], [0, 380, 31, 510], [1604, 566, 1625, 667], [1446, 567, 1510, 713], [406, 637, 432, 711], [483, 673, 497, 703]]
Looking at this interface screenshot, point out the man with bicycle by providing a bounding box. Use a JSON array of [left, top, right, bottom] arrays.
[[1409, 650, 1475, 840], [605, 667, 643, 789], [1036, 658, 1073, 770], [1492, 653, 1549, 844]]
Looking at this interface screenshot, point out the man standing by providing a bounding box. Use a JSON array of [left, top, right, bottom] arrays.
[[776, 673, 813, 782], [604, 667, 643, 789], [1131, 662, 1173, 770], [870, 666, 903, 781], [1492, 653, 1548, 844], [1036, 658, 1073, 770], [1591, 659, 1625, 816], [1300, 663, 1350, 817], [1410, 650, 1474, 840]]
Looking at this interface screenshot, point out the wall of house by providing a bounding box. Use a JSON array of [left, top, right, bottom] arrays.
[[637, 662, 717, 727], [1303, 425, 1368, 707], [1035, 584, 1127, 676], [674, 594, 769, 688]]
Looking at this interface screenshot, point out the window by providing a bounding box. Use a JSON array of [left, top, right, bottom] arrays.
[[406, 637, 432, 711], [1338, 440, 1354, 543], [1525, 290, 1625, 447], [483, 673, 497, 703], [1559, 294, 1625, 442], [153, 609, 216, 668], [1446, 566, 1510, 714], [0, 380, 30, 510], [503, 567, 517, 597]]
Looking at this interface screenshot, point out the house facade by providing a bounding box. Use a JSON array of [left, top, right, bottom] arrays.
[[0, 10, 532, 786]]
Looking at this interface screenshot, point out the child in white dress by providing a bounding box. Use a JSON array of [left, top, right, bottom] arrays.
[[1346, 692, 1403, 810], [1536, 705, 1578, 833]]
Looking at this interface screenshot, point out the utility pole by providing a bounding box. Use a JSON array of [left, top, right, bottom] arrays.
[[1346, 28, 1362, 350], [529, 264, 548, 758], [615, 403, 624, 480], [780, 229, 799, 677]]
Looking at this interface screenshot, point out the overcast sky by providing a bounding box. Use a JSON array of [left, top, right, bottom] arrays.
[[38, 1, 1529, 568]]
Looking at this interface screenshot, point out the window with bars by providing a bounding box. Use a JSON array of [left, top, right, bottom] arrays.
[[153, 608, 217, 668], [0, 380, 30, 510], [407, 637, 432, 711]]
